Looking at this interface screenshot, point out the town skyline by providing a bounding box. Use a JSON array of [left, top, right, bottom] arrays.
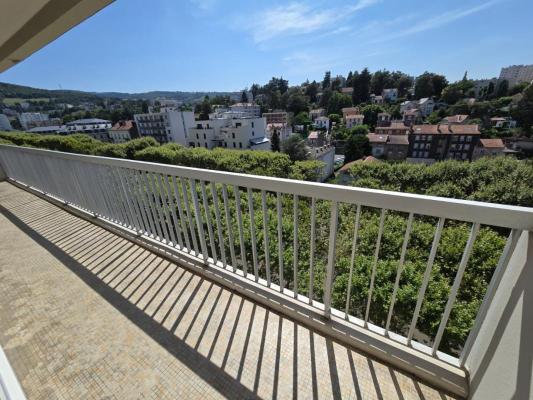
[[0, 0, 532, 93]]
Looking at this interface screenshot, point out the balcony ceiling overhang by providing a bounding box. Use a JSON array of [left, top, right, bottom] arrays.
[[0, 0, 113, 73]]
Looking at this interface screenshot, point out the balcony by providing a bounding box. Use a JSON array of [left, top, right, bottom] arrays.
[[0, 145, 532, 399]]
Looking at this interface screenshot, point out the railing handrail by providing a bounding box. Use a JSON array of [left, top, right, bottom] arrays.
[[1, 143, 532, 230]]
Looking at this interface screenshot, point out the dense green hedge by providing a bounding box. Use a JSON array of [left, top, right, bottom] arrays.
[[343, 156, 533, 207], [0, 132, 325, 181]]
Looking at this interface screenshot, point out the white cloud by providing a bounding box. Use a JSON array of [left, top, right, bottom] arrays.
[[189, 0, 217, 12], [372, 0, 501, 43], [245, 0, 380, 43]]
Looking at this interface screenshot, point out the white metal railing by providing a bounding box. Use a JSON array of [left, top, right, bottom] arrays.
[[1, 144, 532, 368]]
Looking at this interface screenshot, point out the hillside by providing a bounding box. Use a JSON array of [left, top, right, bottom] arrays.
[[0, 82, 240, 104]]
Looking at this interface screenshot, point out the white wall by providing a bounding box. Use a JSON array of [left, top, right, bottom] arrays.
[[466, 231, 533, 400]]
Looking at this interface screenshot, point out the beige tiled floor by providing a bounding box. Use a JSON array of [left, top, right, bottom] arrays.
[[0, 182, 458, 399]]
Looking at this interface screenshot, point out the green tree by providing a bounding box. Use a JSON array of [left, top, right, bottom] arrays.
[[512, 84, 533, 133], [344, 134, 371, 162], [327, 92, 352, 115], [370, 70, 392, 95], [281, 135, 309, 161], [305, 80, 320, 103], [415, 72, 448, 99], [285, 89, 310, 114], [352, 68, 371, 104], [322, 71, 331, 89], [241, 90, 248, 103], [360, 104, 385, 130], [496, 80, 509, 98], [199, 95, 212, 120], [293, 111, 312, 127], [271, 130, 280, 152]]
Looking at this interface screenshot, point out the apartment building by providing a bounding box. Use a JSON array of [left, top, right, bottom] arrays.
[[188, 117, 270, 151], [229, 103, 261, 118], [65, 118, 112, 141], [375, 121, 409, 136], [345, 114, 364, 129], [376, 112, 391, 127], [407, 124, 480, 163], [499, 64, 533, 87], [473, 138, 506, 160], [18, 112, 50, 130], [134, 109, 195, 145], [418, 98, 435, 117], [266, 123, 292, 141], [314, 116, 330, 130], [403, 109, 422, 126], [262, 111, 289, 125], [109, 120, 137, 143], [368, 133, 409, 160]]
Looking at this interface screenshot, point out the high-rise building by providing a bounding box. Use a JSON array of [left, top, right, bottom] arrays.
[[499, 64, 533, 87], [134, 108, 195, 145]]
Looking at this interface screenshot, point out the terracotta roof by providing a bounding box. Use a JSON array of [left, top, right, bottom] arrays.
[[479, 138, 505, 149], [360, 156, 381, 163], [377, 122, 408, 132], [388, 135, 409, 145], [346, 114, 364, 119], [490, 117, 506, 121], [307, 131, 319, 139], [404, 109, 421, 116], [367, 134, 388, 143], [411, 124, 480, 135], [444, 114, 469, 124], [342, 107, 360, 115], [111, 120, 134, 131]]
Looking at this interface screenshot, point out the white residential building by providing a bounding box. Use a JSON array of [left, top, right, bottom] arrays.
[[314, 116, 329, 130], [188, 117, 270, 151], [499, 64, 533, 87], [400, 101, 418, 114], [309, 108, 326, 121], [0, 114, 12, 131], [134, 109, 195, 145], [108, 120, 136, 143], [309, 145, 335, 182], [229, 103, 261, 118], [382, 88, 398, 102], [345, 114, 364, 129], [18, 112, 49, 130], [65, 118, 112, 141], [27, 125, 67, 135]]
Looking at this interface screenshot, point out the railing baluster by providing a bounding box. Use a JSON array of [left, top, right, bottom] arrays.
[[261, 190, 271, 287], [432, 223, 480, 355], [157, 174, 177, 246], [162, 175, 184, 249], [172, 177, 192, 252], [408, 217, 446, 344], [180, 177, 199, 254], [293, 194, 299, 298], [247, 188, 259, 281], [125, 169, 148, 234], [277, 192, 284, 291], [118, 168, 142, 232], [324, 201, 339, 317], [459, 228, 522, 366], [345, 204, 361, 318], [234, 185, 248, 276], [141, 171, 164, 240], [189, 179, 209, 262], [201, 181, 217, 264], [365, 209, 387, 325], [137, 170, 158, 238], [152, 173, 172, 243], [111, 167, 131, 227], [385, 212, 414, 333], [211, 182, 227, 267], [308, 197, 316, 304], [222, 184, 237, 271]]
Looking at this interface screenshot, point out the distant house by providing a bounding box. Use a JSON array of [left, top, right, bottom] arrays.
[[370, 94, 384, 104], [27, 125, 67, 135], [267, 123, 292, 141], [441, 115, 469, 125], [341, 87, 354, 95], [109, 120, 137, 143], [403, 109, 422, 126], [263, 111, 289, 125], [375, 121, 409, 136], [229, 103, 261, 118], [490, 117, 517, 129], [66, 118, 112, 142], [314, 116, 330, 130], [473, 138, 506, 160], [367, 133, 408, 160], [309, 108, 326, 121], [377, 112, 391, 127], [418, 98, 435, 117], [345, 114, 364, 129], [400, 100, 418, 114], [341, 107, 360, 118], [382, 88, 398, 103], [367, 134, 388, 158], [503, 136, 533, 156]]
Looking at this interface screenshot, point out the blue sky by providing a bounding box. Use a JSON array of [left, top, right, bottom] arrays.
[[1, 0, 532, 93]]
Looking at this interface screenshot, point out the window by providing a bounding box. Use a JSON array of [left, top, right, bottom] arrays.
[[239, 142, 242, 148], [196, 133, 199, 139], [414, 143, 419, 149], [252, 131, 255, 136], [415, 135, 420, 141], [203, 133, 206, 139], [233, 142, 236, 148], [251, 122, 254, 128], [466, 136, 472, 142], [232, 133, 235, 139], [205, 143, 208, 148], [413, 151, 418, 157], [424, 151, 429, 158], [460, 135, 465, 142], [462, 152, 467, 160]]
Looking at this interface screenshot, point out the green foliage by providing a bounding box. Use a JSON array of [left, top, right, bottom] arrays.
[[511, 83, 533, 133], [327, 92, 352, 115], [289, 160, 326, 181], [345, 156, 533, 207], [415, 72, 448, 99], [270, 131, 280, 152], [281, 135, 309, 161], [344, 134, 371, 162]]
